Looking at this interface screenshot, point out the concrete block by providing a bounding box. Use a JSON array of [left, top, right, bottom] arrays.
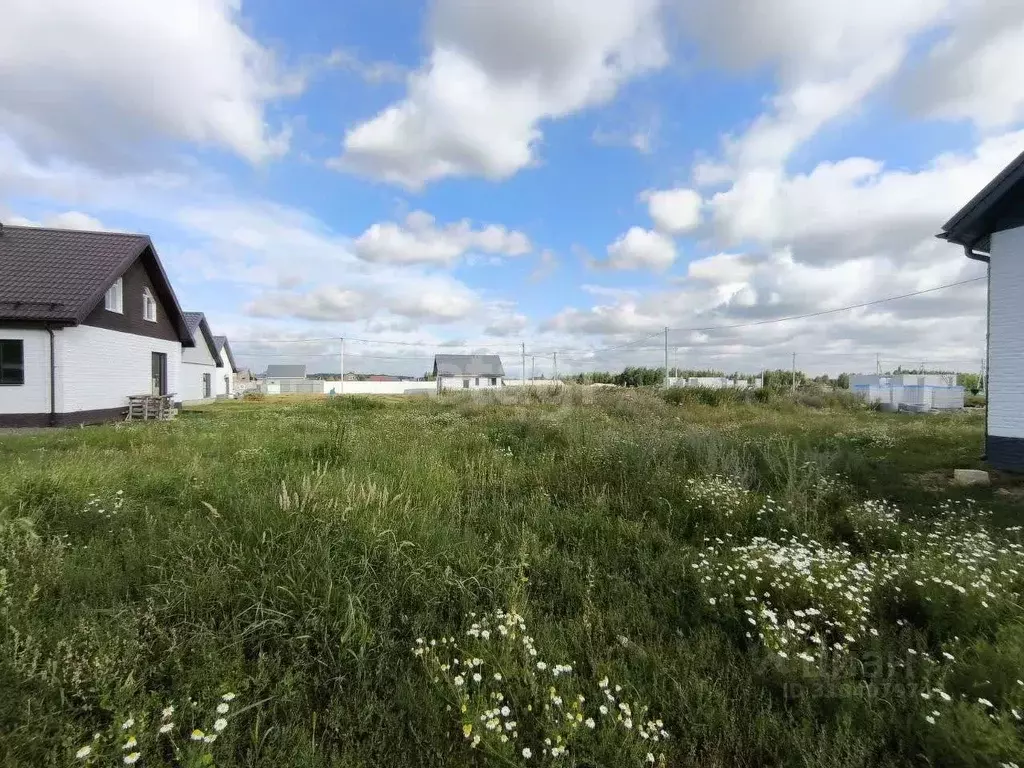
[[953, 469, 991, 487]]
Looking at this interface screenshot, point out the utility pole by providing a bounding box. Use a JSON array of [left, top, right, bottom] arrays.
[[791, 352, 797, 392], [553, 352, 558, 381], [521, 342, 526, 387], [531, 356, 536, 381], [876, 353, 880, 376], [340, 337, 345, 395], [664, 327, 669, 388]]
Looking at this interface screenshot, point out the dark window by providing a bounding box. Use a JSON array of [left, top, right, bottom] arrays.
[[151, 352, 167, 396], [203, 373, 212, 398], [490, 377, 497, 386], [475, 377, 480, 386], [462, 379, 469, 389], [0, 340, 25, 386]]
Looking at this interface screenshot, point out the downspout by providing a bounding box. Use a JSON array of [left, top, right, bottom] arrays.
[[46, 325, 56, 427], [963, 242, 991, 461]]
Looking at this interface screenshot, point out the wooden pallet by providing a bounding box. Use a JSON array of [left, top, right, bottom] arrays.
[[126, 394, 176, 421]]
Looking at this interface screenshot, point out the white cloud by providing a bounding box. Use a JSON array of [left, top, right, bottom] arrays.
[[602, 227, 677, 271], [708, 130, 1024, 263], [645, 187, 702, 235], [335, 0, 667, 188], [899, 3, 1024, 129], [353, 211, 531, 266], [683, 0, 948, 181], [530, 249, 558, 282], [324, 48, 406, 84], [0, 0, 298, 170]]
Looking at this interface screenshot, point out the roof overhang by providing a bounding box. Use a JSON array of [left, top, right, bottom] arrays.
[[938, 149, 1024, 254]]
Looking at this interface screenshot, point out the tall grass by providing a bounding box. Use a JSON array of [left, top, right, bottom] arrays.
[[0, 392, 1015, 767]]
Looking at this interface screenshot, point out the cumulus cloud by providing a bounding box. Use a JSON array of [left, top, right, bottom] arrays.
[[0, 0, 298, 170], [898, 2, 1024, 129], [334, 0, 667, 188], [352, 211, 531, 265], [707, 130, 1024, 263], [645, 187, 702, 235], [683, 0, 948, 181], [601, 227, 677, 271]]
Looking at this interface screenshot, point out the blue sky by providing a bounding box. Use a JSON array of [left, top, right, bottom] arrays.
[[1, 0, 1022, 376]]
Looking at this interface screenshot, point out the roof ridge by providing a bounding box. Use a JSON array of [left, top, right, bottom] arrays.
[[1, 224, 149, 238]]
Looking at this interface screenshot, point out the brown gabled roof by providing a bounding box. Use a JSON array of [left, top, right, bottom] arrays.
[[0, 224, 192, 343]]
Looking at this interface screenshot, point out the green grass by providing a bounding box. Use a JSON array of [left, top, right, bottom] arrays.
[[0, 388, 1021, 767]]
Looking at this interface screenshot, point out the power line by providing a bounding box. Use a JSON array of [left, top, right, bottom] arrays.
[[231, 276, 984, 360], [669, 277, 984, 334]]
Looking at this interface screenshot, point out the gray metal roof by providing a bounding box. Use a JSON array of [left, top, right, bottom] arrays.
[[939, 149, 1024, 252], [266, 364, 307, 379], [433, 354, 505, 377], [0, 223, 191, 342]]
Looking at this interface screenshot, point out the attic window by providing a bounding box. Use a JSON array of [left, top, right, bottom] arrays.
[[104, 278, 123, 313], [142, 288, 157, 322]]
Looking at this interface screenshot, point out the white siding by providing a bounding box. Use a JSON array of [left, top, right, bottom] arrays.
[[990, 226, 1024, 439], [181, 337, 218, 402], [215, 348, 234, 396], [56, 325, 182, 412], [0, 329, 51, 415], [438, 375, 504, 390]]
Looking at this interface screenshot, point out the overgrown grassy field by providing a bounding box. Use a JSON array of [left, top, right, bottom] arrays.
[[1, 389, 1022, 767]]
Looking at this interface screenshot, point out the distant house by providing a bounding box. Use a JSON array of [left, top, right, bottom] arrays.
[[939, 148, 1024, 471], [433, 354, 505, 392], [212, 336, 238, 396], [263, 364, 319, 394], [0, 223, 193, 426], [181, 312, 223, 402]]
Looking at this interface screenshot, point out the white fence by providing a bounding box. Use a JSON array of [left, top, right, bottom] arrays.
[[322, 380, 436, 395]]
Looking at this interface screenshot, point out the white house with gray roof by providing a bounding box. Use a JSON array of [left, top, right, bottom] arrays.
[[181, 312, 223, 403], [433, 354, 505, 392], [939, 147, 1024, 471]]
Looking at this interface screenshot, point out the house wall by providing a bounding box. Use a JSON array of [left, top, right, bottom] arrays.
[[989, 225, 1024, 469], [181, 340, 218, 403], [215, 348, 234, 396], [57, 325, 182, 413], [438, 375, 504, 390], [0, 328, 52, 416]]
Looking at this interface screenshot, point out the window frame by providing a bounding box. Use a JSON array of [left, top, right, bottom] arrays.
[[0, 339, 25, 386], [462, 379, 469, 389], [104, 277, 124, 313], [490, 377, 497, 386], [142, 288, 157, 322]]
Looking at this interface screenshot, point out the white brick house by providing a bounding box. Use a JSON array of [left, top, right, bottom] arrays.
[[433, 354, 505, 392], [181, 312, 223, 403], [940, 148, 1024, 471], [0, 223, 194, 426]]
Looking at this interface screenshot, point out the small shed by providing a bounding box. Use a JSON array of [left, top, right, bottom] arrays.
[[433, 354, 505, 392], [939, 148, 1024, 470]]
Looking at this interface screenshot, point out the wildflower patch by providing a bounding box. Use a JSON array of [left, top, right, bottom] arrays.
[[414, 608, 669, 766]]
